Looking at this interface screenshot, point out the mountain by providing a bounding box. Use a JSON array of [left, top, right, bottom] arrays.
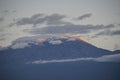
[[0, 37, 120, 64], [0, 37, 120, 80]]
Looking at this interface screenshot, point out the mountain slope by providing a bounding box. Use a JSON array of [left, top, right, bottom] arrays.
[[0, 37, 120, 65], [0, 37, 120, 80]]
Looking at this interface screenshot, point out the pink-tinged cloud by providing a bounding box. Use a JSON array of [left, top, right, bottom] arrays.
[[60, 34, 89, 43]]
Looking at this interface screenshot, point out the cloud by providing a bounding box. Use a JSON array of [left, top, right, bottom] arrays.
[[11, 42, 29, 49], [0, 10, 17, 23], [9, 36, 41, 49], [0, 17, 4, 22], [76, 13, 92, 21], [30, 58, 94, 64], [6, 35, 63, 49], [118, 24, 120, 26], [111, 30, 120, 35], [0, 12, 119, 50], [16, 13, 69, 26], [95, 53, 120, 62], [29, 53, 120, 64], [49, 40, 63, 45], [29, 24, 91, 34], [16, 13, 45, 26], [114, 44, 120, 50], [28, 24, 115, 35], [3, 10, 16, 13], [93, 30, 120, 38], [44, 13, 69, 25], [3, 10, 9, 13], [14, 13, 116, 36]]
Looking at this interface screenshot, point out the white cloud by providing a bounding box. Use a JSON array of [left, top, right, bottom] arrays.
[[49, 40, 62, 45], [0, 25, 33, 48], [30, 58, 93, 64], [95, 53, 120, 62], [29, 54, 120, 64], [11, 42, 29, 49]]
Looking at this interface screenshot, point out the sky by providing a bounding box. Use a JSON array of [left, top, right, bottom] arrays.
[[0, 0, 120, 51]]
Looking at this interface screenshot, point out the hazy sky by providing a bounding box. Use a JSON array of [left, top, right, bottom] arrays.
[[0, 0, 120, 50]]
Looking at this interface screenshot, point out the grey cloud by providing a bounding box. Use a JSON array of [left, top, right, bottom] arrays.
[[0, 17, 4, 22], [93, 30, 120, 38], [3, 10, 16, 14], [114, 44, 120, 50], [111, 30, 120, 35], [29, 24, 92, 34], [28, 24, 115, 35], [16, 13, 45, 26], [12, 10, 17, 13], [16, 13, 69, 26], [76, 13, 92, 20], [0, 10, 17, 23], [118, 24, 120, 26], [3, 10, 9, 13], [0, 37, 6, 41], [105, 24, 114, 28], [0, 33, 8, 41], [45, 14, 66, 25], [94, 30, 112, 37], [14, 13, 117, 37]]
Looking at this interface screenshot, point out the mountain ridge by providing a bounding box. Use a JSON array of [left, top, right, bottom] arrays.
[[0, 37, 120, 65]]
